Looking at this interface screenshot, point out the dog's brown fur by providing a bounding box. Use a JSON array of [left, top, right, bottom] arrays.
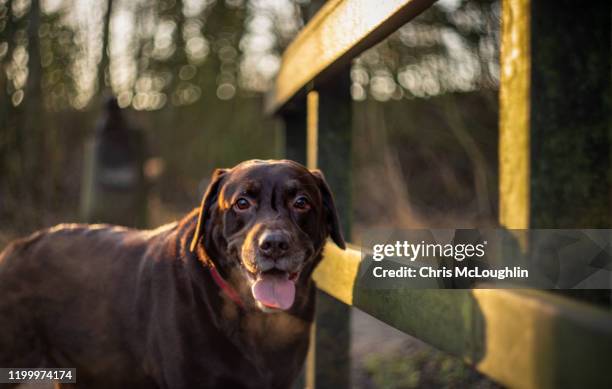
[[0, 160, 344, 389]]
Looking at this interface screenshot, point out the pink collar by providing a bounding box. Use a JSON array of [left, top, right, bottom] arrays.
[[209, 266, 245, 309]]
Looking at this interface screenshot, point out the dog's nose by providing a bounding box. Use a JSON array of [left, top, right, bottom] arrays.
[[258, 231, 290, 258]]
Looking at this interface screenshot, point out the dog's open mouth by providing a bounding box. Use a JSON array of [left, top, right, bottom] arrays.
[[251, 269, 299, 310]]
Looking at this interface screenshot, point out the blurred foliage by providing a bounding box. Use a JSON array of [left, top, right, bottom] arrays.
[[0, 0, 500, 232], [0, 0, 300, 233], [352, 0, 500, 101], [352, 0, 500, 230], [364, 348, 501, 389], [353, 91, 499, 231]]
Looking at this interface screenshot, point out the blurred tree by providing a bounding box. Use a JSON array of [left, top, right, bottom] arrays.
[[1, 0, 81, 230], [351, 0, 502, 227], [352, 0, 500, 101], [0, 0, 283, 230], [0, 0, 502, 232], [98, 0, 113, 93], [23, 0, 43, 195]]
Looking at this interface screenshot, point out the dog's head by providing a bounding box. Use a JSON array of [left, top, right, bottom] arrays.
[[190, 159, 345, 312]]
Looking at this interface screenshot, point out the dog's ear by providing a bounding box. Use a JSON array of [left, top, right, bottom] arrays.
[[310, 169, 346, 249], [190, 168, 228, 253]]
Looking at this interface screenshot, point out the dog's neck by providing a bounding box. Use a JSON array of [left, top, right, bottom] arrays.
[[178, 210, 317, 323], [172, 216, 313, 387], [208, 265, 246, 308], [184, 249, 314, 376]]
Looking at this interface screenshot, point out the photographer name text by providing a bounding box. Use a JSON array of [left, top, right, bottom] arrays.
[[370, 241, 528, 280]]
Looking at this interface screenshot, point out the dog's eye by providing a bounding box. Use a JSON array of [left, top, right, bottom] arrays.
[[234, 198, 251, 211], [293, 196, 310, 211]]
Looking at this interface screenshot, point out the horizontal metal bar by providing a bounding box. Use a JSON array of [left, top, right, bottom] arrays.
[[314, 242, 612, 389], [266, 0, 436, 114]]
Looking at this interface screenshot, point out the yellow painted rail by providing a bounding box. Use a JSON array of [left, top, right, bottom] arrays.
[[266, 0, 435, 114], [314, 242, 612, 389], [272, 0, 612, 387]]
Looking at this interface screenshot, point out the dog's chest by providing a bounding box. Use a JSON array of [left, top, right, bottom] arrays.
[[226, 312, 311, 387]]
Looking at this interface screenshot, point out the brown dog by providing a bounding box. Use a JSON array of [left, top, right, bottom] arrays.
[[0, 159, 345, 389]]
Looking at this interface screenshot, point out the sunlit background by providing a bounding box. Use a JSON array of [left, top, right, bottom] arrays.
[[2, 0, 498, 107], [0, 0, 501, 387]]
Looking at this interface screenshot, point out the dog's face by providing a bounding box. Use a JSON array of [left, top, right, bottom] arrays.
[[190, 159, 345, 312]]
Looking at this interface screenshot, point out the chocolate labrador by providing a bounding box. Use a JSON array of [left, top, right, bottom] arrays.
[[0, 159, 345, 389]]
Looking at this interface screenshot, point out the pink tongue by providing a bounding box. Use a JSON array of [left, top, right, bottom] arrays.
[[251, 274, 296, 310]]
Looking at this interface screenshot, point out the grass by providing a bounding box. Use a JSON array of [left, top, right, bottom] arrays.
[[363, 348, 501, 389]]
